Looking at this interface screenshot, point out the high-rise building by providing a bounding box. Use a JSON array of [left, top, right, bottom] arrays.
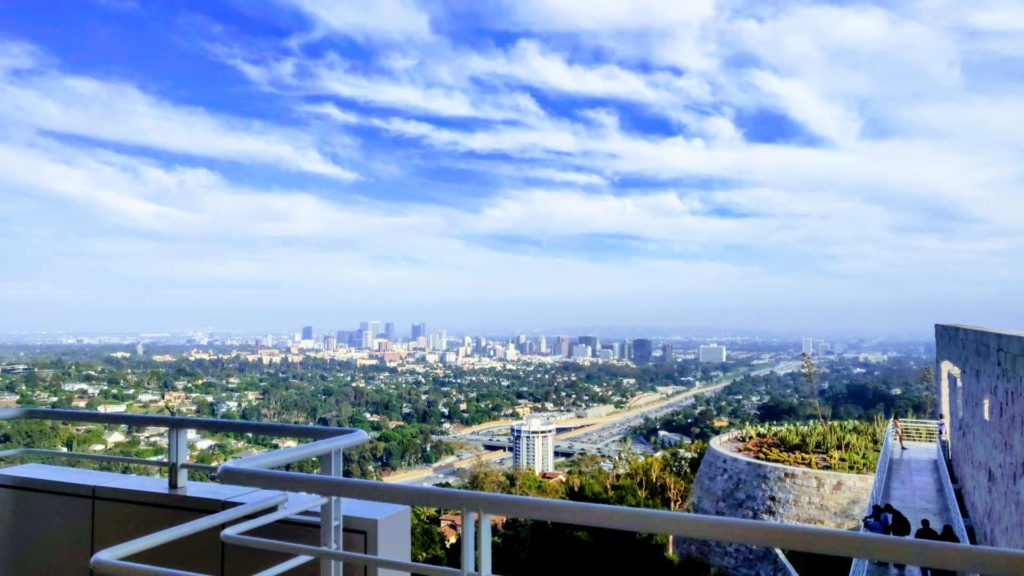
[[429, 331, 448, 352], [323, 334, 337, 351], [802, 338, 814, 356], [578, 336, 599, 358], [384, 322, 396, 342], [537, 336, 548, 355], [511, 418, 555, 474], [556, 336, 570, 358], [622, 339, 633, 361], [361, 321, 383, 340], [633, 339, 653, 364], [816, 340, 830, 357], [411, 323, 427, 340], [336, 330, 351, 347], [301, 326, 314, 340], [361, 330, 374, 349], [699, 343, 727, 363], [660, 343, 674, 364], [571, 344, 592, 359]]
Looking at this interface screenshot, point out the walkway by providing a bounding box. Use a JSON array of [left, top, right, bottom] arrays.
[[866, 441, 953, 576]]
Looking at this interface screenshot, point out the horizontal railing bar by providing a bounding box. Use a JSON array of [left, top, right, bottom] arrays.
[[217, 467, 1024, 576], [222, 496, 328, 536], [0, 408, 359, 440], [252, 554, 316, 576], [0, 448, 171, 468], [223, 533, 463, 576], [180, 463, 218, 473], [90, 493, 288, 576], [218, 432, 368, 472]]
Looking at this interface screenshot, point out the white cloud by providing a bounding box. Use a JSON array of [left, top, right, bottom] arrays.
[[278, 0, 432, 41], [0, 42, 357, 180]]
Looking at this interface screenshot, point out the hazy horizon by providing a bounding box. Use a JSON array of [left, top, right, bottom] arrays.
[[1, 1, 1022, 334]]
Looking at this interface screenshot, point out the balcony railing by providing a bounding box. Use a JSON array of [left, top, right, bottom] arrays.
[[2, 408, 1023, 576], [849, 421, 896, 576]]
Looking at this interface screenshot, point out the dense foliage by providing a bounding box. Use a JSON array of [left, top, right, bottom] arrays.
[[412, 447, 712, 575], [735, 418, 886, 473]]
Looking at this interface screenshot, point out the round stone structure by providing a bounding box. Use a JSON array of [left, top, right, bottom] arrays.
[[685, 431, 873, 575]]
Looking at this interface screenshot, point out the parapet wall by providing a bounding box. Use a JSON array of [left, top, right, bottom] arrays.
[[936, 324, 1024, 550], [686, 432, 872, 575]]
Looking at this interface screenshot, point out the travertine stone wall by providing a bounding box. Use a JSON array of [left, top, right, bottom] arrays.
[[685, 433, 872, 575], [935, 324, 1024, 550]]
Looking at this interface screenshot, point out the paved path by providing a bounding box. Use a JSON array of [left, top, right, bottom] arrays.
[[866, 441, 953, 576]]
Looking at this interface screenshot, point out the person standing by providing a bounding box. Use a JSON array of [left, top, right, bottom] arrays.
[[914, 519, 940, 576], [933, 524, 961, 576], [893, 413, 907, 450]]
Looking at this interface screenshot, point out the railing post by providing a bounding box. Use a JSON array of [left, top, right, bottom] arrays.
[[478, 511, 492, 576], [167, 427, 188, 489], [461, 508, 475, 576], [319, 448, 343, 576]]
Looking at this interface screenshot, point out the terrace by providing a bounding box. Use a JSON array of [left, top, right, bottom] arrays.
[[0, 324, 1022, 575]]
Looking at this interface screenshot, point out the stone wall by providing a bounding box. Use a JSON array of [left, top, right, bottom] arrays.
[[685, 432, 873, 575], [935, 324, 1024, 550]]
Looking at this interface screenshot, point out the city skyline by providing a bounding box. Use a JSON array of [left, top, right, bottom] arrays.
[[1, 2, 1023, 334]]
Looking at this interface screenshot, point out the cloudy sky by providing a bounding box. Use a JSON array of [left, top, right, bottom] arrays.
[[1, 0, 1022, 336]]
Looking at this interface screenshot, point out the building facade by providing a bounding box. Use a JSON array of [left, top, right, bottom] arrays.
[[511, 418, 556, 474], [633, 339, 653, 364], [699, 344, 727, 363], [935, 324, 1024, 550]]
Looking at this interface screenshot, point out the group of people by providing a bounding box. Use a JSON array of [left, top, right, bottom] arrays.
[[863, 503, 960, 575]]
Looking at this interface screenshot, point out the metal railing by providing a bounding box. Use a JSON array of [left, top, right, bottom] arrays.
[[4, 409, 1024, 576], [936, 438, 976, 576], [849, 421, 896, 576], [0, 408, 367, 576], [898, 418, 939, 443]]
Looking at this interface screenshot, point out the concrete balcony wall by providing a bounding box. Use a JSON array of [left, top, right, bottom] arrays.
[[0, 463, 410, 575], [935, 324, 1024, 550]]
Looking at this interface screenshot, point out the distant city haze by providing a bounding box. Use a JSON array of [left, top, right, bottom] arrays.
[[1, 2, 1021, 335]]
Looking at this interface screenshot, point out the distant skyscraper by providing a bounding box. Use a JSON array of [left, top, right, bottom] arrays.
[[556, 336, 570, 358], [578, 336, 599, 358], [301, 325, 313, 340], [512, 418, 555, 474], [816, 340, 830, 357], [537, 336, 548, 355], [633, 339, 653, 364], [622, 339, 633, 361], [571, 344, 592, 359], [361, 330, 374, 349], [384, 322, 396, 341], [336, 330, 351, 347], [660, 343, 674, 364], [323, 334, 337, 351], [411, 323, 427, 340], [699, 343, 727, 363], [802, 338, 814, 356]]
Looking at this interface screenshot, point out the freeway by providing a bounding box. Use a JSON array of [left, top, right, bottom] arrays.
[[386, 363, 794, 485]]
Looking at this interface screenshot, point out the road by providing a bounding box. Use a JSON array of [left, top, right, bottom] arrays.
[[388, 376, 740, 484]]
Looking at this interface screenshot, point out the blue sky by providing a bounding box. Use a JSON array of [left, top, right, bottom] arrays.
[[1, 0, 1022, 335]]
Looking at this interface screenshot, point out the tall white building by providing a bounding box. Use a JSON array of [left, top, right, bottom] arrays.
[[816, 340, 830, 357], [571, 344, 592, 359], [802, 338, 814, 356], [699, 343, 727, 363], [511, 418, 555, 474]]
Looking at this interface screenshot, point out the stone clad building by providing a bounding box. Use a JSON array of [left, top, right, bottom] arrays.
[[935, 324, 1024, 550]]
